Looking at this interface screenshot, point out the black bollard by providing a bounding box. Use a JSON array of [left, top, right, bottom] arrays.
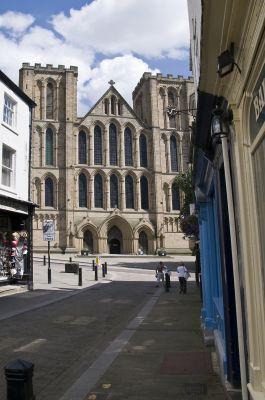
[[69, 257, 72, 262], [78, 267, 82, 286], [104, 262, 107, 275], [102, 264, 105, 278], [43, 255, 46, 266], [92, 260, 95, 271], [5, 359, 35, 400], [165, 273, 170, 292], [48, 268, 51, 284], [94, 265, 98, 281]]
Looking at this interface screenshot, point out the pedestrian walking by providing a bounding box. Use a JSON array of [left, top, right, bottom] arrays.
[[176, 263, 190, 294], [155, 262, 165, 287]]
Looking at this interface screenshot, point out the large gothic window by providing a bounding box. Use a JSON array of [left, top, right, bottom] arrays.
[[79, 173, 87, 207], [170, 135, 178, 172], [45, 128, 54, 165], [125, 175, 134, 209], [46, 82, 54, 119], [140, 176, 149, 210], [94, 174, 103, 208], [125, 127, 133, 166], [78, 131, 87, 164], [94, 125, 102, 165], [45, 177, 54, 207], [139, 134, 147, 167], [172, 183, 180, 210], [109, 123, 118, 165], [110, 174, 119, 208]]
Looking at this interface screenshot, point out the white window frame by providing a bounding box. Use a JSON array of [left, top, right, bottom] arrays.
[[3, 93, 17, 128], [1, 144, 16, 188]]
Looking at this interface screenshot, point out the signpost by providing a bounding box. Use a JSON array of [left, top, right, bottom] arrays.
[[43, 220, 55, 284]]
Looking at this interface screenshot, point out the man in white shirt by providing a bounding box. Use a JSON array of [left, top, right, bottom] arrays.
[[176, 263, 189, 294]]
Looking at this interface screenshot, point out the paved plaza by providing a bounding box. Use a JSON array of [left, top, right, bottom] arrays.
[[0, 255, 239, 399]]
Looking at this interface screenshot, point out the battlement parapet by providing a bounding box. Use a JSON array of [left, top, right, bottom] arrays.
[[133, 72, 194, 97], [20, 63, 78, 74]]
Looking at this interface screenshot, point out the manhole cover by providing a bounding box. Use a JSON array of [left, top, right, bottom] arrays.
[[185, 383, 207, 394], [160, 352, 213, 375]]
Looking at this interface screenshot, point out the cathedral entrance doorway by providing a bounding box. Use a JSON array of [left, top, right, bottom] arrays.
[[83, 230, 93, 254], [108, 226, 123, 254], [139, 230, 148, 254]]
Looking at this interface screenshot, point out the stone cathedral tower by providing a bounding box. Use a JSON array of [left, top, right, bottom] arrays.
[[19, 63, 194, 254]]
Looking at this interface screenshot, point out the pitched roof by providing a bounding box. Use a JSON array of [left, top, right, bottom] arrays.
[[80, 85, 148, 128]]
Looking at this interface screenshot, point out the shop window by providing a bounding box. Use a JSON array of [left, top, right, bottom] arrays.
[[1, 145, 15, 187], [172, 182, 180, 210], [139, 134, 148, 167], [170, 135, 178, 171], [94, 173, 103, 208], [45, 178, 54, 207], [79, 173, 87, 207], [46, 82, 54, 119], [110, 174, 119, 208], [109, 123, 118, 165], [78, 131, 87, 164], [94, 125, 102, 165], [3, 94, 16, 127], [140, 176, 149, 210], [125, 175, 134, 209], [125, 127, 133, 166], [45, 128, 54, 165]]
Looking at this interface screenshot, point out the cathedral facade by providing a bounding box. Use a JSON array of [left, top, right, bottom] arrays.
[[19, 63, 194, 254]]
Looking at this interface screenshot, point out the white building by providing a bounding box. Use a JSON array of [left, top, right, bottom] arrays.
[[0, 70, 35, 281]]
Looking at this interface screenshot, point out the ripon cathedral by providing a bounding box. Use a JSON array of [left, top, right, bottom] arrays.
[[19, 63, 194, 254]]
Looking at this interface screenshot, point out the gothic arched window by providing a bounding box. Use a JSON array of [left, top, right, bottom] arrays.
[[110, 174, 119, 208], [109, 123, 118, 165], [172, 182, 180, 210], [46, 82, 54, 119], [94, 173, 103, 208], [111, 96, 116, 114], [125, 175, 134, 209], [117, 100, 122, 115], [170, 135, 178, 172], [125, 127, 133, 166], [79, 173, 87, 207], [168, 90, 175, 106], [140, 176, 149, 210], [94, 125, 102, 165], [45, 128, 54, 165], [104, 99, 109, 114], [45, 177, 54, 207], [139, 134, 147, 167], [78, 131, 87, 164]]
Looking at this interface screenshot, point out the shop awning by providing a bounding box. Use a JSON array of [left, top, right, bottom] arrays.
[[0, 195, 37, 216]]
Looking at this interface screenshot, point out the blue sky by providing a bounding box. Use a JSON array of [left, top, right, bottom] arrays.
[[0, 0, 191, 115]]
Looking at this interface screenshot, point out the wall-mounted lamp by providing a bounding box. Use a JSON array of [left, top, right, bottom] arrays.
[[211, 107, 233, 141], [217, 43, 241, 78]]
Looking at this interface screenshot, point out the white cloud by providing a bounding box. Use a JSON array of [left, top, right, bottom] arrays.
[[51, 0, 190, 59], [0, 2, 189, 115], [80, 54, 159, 114], [0, 11, 35, 37]]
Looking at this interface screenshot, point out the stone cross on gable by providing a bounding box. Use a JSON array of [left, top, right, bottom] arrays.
[[108, 79, 115, 86]]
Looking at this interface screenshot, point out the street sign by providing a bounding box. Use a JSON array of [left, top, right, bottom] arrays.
[[43, 220, 55, 241]]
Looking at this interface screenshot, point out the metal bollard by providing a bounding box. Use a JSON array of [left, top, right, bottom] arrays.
[[165, 273, 170, 292], [5, 359, 35, 400], [92, 260, 95, 271], [43, 255, 46, 266], [69, 257, 72, 262], [102, 263, 105, 278], [78, 267, 82, 286], [104, 262, 107, 275], [94, 265, 98, 281], [48, 268, 51, 284]]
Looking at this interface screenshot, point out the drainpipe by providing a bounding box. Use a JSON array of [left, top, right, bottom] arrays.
[[221, 132, 248, 400]]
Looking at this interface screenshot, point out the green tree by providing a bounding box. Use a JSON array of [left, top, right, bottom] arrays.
[[175, 168, 195, 216]]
